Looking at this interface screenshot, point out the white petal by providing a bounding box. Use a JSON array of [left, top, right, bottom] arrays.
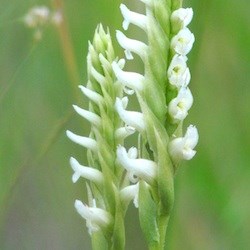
[[70, 157, 103, 184], [120, 183, 139, 208], [116, 30, 147, 60], [112, 62, 144, 91], [171, 28, 195, 56], [73, 105, 101, 127], [117, 145, 157, 184], [66, 130, 97, 151], [128, 147, 138, 159], [79, 85, 103, 104], [115, 98, 145, 132], [120, 4, 148, 31], [168, 87, 193, 122]]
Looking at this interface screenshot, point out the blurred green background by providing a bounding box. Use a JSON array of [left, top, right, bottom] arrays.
[[0, 0, 249, 249]]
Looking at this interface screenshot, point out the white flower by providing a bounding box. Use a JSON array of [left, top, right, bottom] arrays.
[[24, 6, 50, 28], [73, 105, 101, 127], [66, 130, 97, 151], [120, 183, 139, 208], [171, 8, 193, 30], [79, 85, 104, 105], [112, 62, 144, 92], [168, 87, 193, 122], [168, 54, 191, 88], [115, 98, 145, 132], [171, 28, 195, 56], [120, 4, 147, 31], [169, 125, 199, 161], [116, 30, 147, 60], [70, 157, 103, 184], [116, 145, 157, 184], [74, 200, 113, 235]]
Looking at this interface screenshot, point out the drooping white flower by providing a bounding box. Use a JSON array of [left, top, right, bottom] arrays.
[[168, 54, 191, 88], [112, 62, 144, 92], [171, 28, 195, 56], [120, 4, 148, 31], [171, 8, 193, 30], [70, 157, 103, 184], [116, 30, 147, 60], [169, 125, 199, 161], [115, 98, 145, 132], [120, 183, 139, 208], [116, 145, 157, 184], [168, 87, 193, 122], [74, 200, 113, 235], [73, 105, 101, 127], [79, 85, 104, 105], [66, 130, 97, 151]]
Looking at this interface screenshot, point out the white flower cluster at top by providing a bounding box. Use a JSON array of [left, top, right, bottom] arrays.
[[24, 6, 62, 40]]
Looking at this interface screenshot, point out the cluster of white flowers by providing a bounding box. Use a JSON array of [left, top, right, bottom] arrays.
[[167, 8, 198, 162], [24, 6, 62, 40]]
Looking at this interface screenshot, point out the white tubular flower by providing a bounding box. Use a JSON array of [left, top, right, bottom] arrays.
[[70, 157, 103, 184], [120, 183, 139, 208], [91, 66, 106, 85], [171, 28, 195, 56], [115, 98, 145, 132], [171, 8, 193, 29], [75, 200, 113, 235], [116, 30, 147, 60], [112, 62, 144, 92], [120, 4, 148, 31], [79, 85, 103, 105], [169, 125, 199, 161], [168, 87, 193, 122], [116, 145, 157, 184], [115, 126, 136, 141], [66, 130, 97, 151], [168, 54, 191, 88], [73, 105, 101, 127]]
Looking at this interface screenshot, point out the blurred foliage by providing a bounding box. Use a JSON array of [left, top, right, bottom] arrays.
[[0, 0, 249, 249]]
